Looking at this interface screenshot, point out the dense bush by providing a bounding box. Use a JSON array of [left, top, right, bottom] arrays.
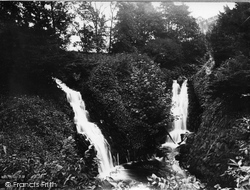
[[207, 55, 250, 112], [208, 3, 250, 66], [213, 117, 250, 190], [184, 54, 250, 188], [222, 117, 250, 189], [77, 53, 172, 162], [0, 95, 98, 189], [143, 38, 184, 69]]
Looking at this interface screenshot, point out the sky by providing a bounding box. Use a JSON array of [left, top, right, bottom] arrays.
[[184, 2, 235, 19], [95, 2, 236, 19], [151, 2, 236, 19]]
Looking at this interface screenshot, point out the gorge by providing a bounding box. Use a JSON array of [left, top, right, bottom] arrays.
[[1, 2, 250, 189], [54, 77, 191, 187]]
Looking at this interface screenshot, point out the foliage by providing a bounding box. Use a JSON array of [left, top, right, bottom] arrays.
[[84, 53, 171, 161], [112, 2, 162, 53], [159, 2, 207, 66], [147, 173, 205, 190], [112, 2, 206, 69], [126, 57, 170, 127], [185, 50, 250, 188], [223, 159, 250, 190], [207, 55, 250, 111], [183, 68, 236, 187], [0, 95, 72, 154], [132, 152, 206, 190], [0, 1, 73, 48], [0, 2, 207, 97], [0, 1, 206, 73], [124, 56, 171, 154], [0, 2, 73, 95], [0, 137, 98, 189], [71, 2, 108, 53], [208, 2, 250, 65], [214, 117, 250, 190], [0, 95, 98, 189], [143, 38, 184, 68], [159, 2, 199, 41]]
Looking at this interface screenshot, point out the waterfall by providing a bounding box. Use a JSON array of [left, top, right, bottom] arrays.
[[162, 79, 189, 149], [53, 78, 114, 176]]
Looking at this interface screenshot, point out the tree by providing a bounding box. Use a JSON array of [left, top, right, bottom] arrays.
[[0, 1, 72, 51], [0, 1, 72, 94], [84, 53, 171, 160], [158, 2, 206, 65], [108, 2, 117, 53], [89, 2, 108, 53], [70, 2, 94, 52], [71, 2, 108, 53], [49, 2, 73, 48], [20, 1, 72, 48], [159, 2, 197, 41], [72, 22, 95, 53], [208, 2, 250, 65], [112, 2, 163, 53], [143, 38, 184, 68], [0, 1, 23, 26], [112, 2, 206, 67]]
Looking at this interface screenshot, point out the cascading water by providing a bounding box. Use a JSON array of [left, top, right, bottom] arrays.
[[162, 79, 189, 149], [53, 78, 114, 177]]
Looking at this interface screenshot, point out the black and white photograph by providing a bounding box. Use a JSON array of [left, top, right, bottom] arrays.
[[0, 1, 249, 190]]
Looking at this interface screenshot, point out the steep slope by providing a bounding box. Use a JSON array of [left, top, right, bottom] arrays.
[[184, 56, 250, 188]]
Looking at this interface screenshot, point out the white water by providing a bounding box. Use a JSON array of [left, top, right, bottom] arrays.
[[162, 80, 189, 149], [53, 78, 114, 176]]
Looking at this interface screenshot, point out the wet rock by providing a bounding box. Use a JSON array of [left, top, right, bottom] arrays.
[[97, 179, 114, 190]]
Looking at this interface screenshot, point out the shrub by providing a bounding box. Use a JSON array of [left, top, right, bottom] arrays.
[[85, 53, 171, 161], [0, 95, 98, 189], [207, 55, 250, 112], [216, 117, 250, 190]]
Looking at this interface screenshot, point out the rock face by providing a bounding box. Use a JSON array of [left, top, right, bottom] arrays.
[[183, 67, 250, 188]]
